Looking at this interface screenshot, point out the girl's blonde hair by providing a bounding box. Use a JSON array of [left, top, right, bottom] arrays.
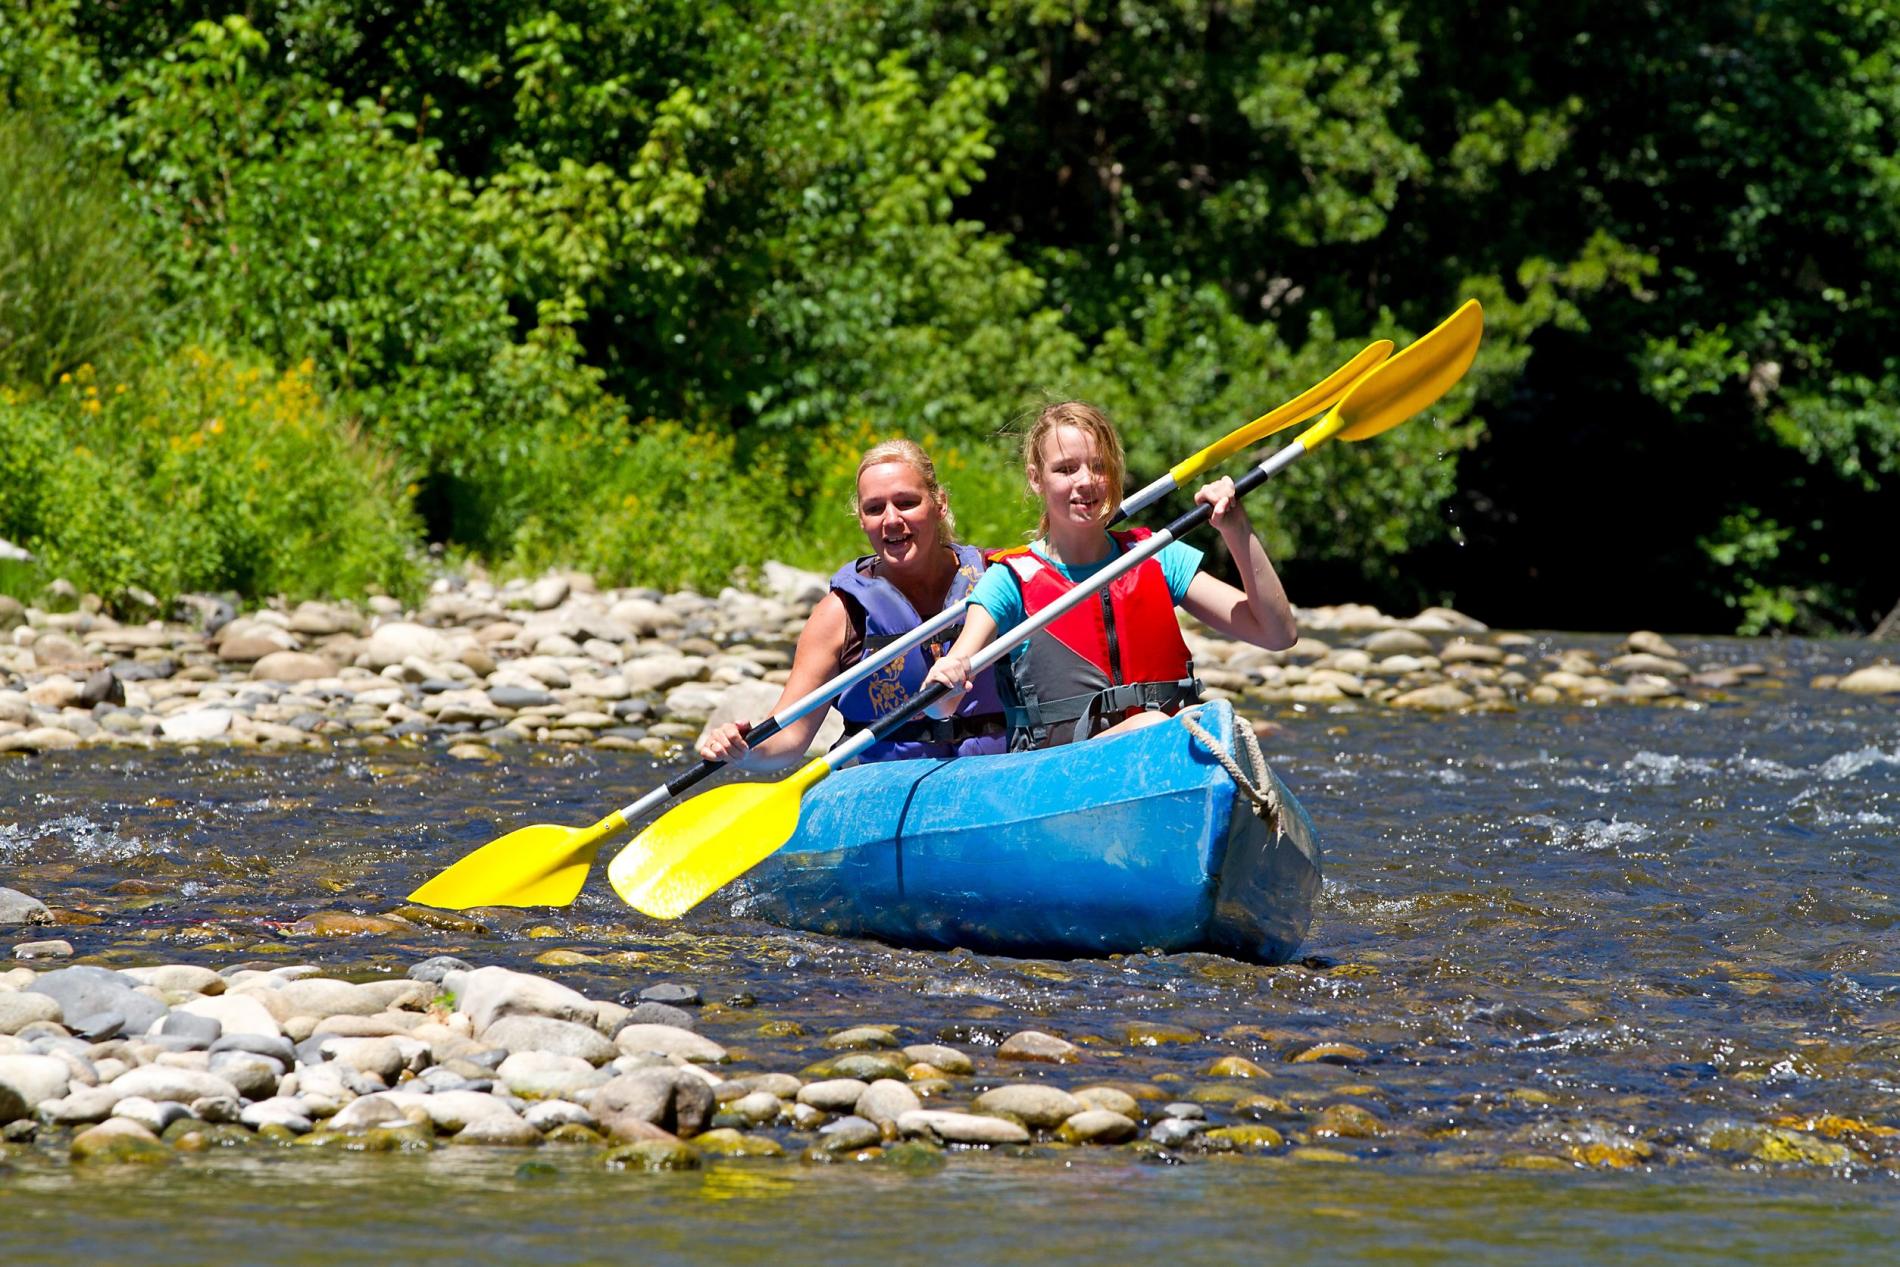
[[854, 438, 956, 542], [1023, 400, 1125, 538]]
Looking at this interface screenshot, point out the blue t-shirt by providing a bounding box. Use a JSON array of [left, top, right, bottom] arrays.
[[970, 535, 1204, 655]]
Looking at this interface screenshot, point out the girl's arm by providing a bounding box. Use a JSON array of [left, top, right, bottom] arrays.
[[1177, 476, 1298, 650], [695, 592, 852, 771], [918, 605, 999, 717]]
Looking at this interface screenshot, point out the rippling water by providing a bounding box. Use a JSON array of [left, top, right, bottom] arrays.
[[3, 634, 1897, 1261]]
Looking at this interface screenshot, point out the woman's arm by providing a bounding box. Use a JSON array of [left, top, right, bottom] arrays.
[[696, 592, 852, 772], [1177, 476, 1298, 650], [917, 605, 999, 717]]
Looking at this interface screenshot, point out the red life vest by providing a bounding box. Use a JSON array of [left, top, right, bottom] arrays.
[[990, 527, 1201, 750]]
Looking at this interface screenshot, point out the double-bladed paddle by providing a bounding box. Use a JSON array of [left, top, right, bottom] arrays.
[[406, 338, 1397, 911], [608, 299, 1484, 919]]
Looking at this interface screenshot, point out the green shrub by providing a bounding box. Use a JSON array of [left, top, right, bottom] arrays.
[[0, 110, 156, 387], [0, 349, 421, 608]]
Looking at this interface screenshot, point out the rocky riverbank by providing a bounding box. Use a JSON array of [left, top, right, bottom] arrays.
[[2, 568, 1893, 758], [1, 955, 1886, 1174]]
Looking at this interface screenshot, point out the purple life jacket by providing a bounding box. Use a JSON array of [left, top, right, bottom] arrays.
[[830, 542, 1008, 763]]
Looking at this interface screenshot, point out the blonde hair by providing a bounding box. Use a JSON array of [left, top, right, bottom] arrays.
[[853, 438, 957, 542], [1023, 401, 1125, 538]]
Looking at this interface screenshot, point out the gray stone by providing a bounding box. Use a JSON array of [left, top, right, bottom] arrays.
[[1162, 1102, 1205, 1120], [159, 707, 234, 741], [39, 1084, 122, 1125], [623, 1001, 694, 1031], [1150, 1118, 1209, 1148], [239, 1097, 313, 1133], [818, 1115, 882, 1153], [855, 1079, 923, 1131], [0, 992, 63, 1036], [209, 1051, 284, 1100], [1058, 1109, 1138, 1144], [973, 1084, 1082, 1129], [109, 1066, 241, 1105], [901, 1043, 973, 1074], [524, 1100, 596, 1132], [482, 1015, 617, 1065], [637, 982, 701, 1007], [159, 1011, 223, 1048], [0, 887, 51, 926], [0, 1053, 70, 1114], [111, 1095, 192, 1134], [896, 1109, 1029, 1146], [328, 1094, 411, 1132], [190, 1095, 241, 1124], [453, 966, 600, 1035], [209, 1032, 296, 1065], [795, 1079, 869, 1113], [727, 1090, 784, 1126], [594, 1067, 713, 1137], [612, 1024, 726, 1063], [487, 686, 555, 710], [455, 1113, 542, 1146], [496, 1051, 613, 1099], [79, 668, 126, 708], [27, 966, 167, 1037]]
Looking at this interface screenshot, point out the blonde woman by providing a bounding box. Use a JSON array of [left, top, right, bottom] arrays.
[[698, 440, 1006, 769], [922, 402, 1297, 749]]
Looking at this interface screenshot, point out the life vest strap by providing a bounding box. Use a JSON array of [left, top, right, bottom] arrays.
[[1005, 675, 1201, 746], [842, 711, 1007, 746]]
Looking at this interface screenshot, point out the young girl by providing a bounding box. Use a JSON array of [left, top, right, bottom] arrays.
[[922, 402, 1297, 749], [697, 439, 1006, 770]]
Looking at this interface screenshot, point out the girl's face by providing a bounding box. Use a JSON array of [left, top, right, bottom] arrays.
[[856, 461, 942, 570], [1029, 424, 1110, 532]]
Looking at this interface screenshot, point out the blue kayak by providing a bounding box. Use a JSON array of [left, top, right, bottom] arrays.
[[730, 701, 1321, 963]]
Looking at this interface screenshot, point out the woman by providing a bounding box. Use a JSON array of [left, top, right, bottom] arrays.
[[923, 401, 1297, 749], [697, 439, 1006, 770]]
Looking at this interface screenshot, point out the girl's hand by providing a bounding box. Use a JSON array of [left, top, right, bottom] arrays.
[[920, 655, 972, 718], [697, 720, 753, 763], [1195, 476, 1252, 538]]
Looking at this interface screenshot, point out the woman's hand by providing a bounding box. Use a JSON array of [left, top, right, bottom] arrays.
[[696, 720, 754, 764], [920, 654, 972, 718], [1195, 475, 1253, 540]]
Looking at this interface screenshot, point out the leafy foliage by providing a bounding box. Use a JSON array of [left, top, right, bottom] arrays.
[[0, 0, 1893, 631]]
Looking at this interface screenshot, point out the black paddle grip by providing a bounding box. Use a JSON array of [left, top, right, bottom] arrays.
[[662, 716, 785, 796]]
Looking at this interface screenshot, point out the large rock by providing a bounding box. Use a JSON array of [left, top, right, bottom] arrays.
[[481, 1015, 617, 1065], [175, 992, 282, 1038], [897, 1110, 1029, 1145], [453, 966, 603, 1035], [108, 1066, 241, 1105], [159, 708, 234, 742], [496, 1051, 613, 1099], [620, 655, 709, 694], [613, 1024, 727, 1063], [0, 886, 51, 926], [27, 965, 167, 1038], [0, 995, 64, 1033], [1837, 665, 1900, 695], [973, 1084, 1082, 1129], [251, 651, 337, 683], [594, 1067, 714, 1138], [360, 622, 455, 671], [0, 1053, 71, 1114]]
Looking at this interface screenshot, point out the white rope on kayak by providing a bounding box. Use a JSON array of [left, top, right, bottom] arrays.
[[1178, 709, 1285, 838]]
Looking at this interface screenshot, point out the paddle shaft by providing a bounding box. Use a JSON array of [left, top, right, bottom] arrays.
[[608, 598, 971, 821], [826, 436, 1310, 767]]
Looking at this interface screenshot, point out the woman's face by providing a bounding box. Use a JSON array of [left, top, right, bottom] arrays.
[[856, 460, 942, 570], [1029, 424, 1110, 532]]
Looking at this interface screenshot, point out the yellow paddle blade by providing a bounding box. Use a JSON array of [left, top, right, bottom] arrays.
[[1336, 299, 1483, 442], [609, 759, 834, 919], [1166, 338, 1394, 487], [406, 811, 628, 909]]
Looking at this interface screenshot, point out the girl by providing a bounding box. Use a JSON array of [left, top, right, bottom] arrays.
[[922, 402, 1296, 748]]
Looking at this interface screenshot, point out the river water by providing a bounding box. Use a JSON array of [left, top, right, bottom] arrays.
[[3, 633, 1897, 1263]]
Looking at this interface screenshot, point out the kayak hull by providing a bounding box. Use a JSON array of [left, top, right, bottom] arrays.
[[730, 701, 1321, 963]]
